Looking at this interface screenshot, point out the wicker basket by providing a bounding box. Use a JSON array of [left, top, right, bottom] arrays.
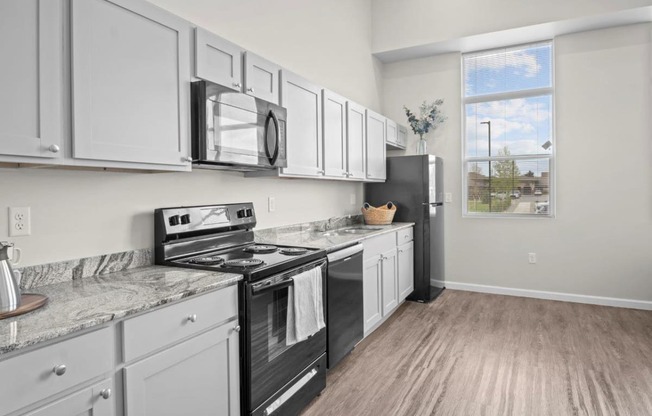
[[361, 202, 397, 225]]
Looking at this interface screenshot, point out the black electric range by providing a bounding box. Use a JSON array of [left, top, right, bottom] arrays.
[[154, 203, 327, 416]]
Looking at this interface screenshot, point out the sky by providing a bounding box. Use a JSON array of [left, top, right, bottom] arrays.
[[464, 42, 553, 174]]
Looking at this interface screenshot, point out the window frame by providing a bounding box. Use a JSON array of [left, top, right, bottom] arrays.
[[461, 40, 556, 219]]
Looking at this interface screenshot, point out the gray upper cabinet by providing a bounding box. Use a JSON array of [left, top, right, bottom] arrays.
[[0, 0, 63, 160], [244, 51, 280, 105], [71, 0, 191, 169], [365, 109, 387, 181], [280, 70, 323, 177], [397, 124, 408, 149], [322, 90, 347, 179], [346, 101, 366, 180], [195, 27, 243, 91], [385, 118, 399, 148]]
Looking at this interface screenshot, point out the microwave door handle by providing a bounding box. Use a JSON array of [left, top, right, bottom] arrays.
[[265, 110, 280, 166]]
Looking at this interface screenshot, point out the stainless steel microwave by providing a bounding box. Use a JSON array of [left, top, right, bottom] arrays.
[[191, 80, 287, 171]]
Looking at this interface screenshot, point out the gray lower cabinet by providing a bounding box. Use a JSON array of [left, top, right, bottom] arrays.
[[23, 379, 113, 416], [0, 0, 63, 160], [363, 256, 382, 334], [123, 321, 240, 416], [380, 247, 398, 316], [397, 241, 415, 302], [70, 0, 192, 169]]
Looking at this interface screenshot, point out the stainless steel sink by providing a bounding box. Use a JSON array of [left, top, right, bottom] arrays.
[[320, 231, 341, 237]]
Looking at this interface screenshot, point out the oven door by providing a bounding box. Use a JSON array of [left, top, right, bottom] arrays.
[[244, 259, 327, 413]]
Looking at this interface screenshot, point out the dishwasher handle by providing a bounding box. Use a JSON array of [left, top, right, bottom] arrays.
[[327, 243, 363, 263]]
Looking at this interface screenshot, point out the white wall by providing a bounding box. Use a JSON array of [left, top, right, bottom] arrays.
[[372, 0, 652, 54], [381, 23, 652, 302], [0, 0, 378, 266]]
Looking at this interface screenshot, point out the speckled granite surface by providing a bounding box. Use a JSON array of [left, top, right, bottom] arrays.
[[18, 248, 153, 290], [255, 221, 415, 252], [0, 266, 241, 355]]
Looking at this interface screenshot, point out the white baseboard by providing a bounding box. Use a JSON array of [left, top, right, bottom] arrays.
[[430, 279, 652, 311]]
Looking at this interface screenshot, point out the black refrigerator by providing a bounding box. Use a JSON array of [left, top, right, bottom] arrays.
[[364, 155, 445, 302]]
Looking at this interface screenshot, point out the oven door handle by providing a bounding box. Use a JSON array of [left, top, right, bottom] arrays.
[[252, 276, 294, 295]]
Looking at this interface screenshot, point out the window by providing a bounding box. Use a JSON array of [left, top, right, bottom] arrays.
[[463, 42, 554, 216]]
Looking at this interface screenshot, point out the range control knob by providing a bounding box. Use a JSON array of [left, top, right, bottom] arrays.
[[168, 215, 180, 226], [180, 214, 191, 224], [245, 209, 254, 217], [237, 209, 246, 219]]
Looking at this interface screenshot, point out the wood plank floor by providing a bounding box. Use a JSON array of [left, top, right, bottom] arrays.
[[301, 290, 652, 416]]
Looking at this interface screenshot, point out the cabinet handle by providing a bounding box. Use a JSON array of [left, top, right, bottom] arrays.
[[247, 87, 255, 93], [99, 389, 112, 400], [233, 325, 241, 332], [398, 249, 403, 253], [52, 364, 66, 376], [317, 170, 325, 174], [48, 144, 60, 153], [342, 172, 348, 176], [187, 314, 197, 323], [233, 82, 242, 88], [183, 156, 193, 163]]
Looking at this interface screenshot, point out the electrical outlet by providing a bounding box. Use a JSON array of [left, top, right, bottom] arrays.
[[350, 194, 356, 205], [268, 197, 276, 212], [445, 193, 452, 203], [9, 207, 31, 237], [528, 252, 536, 264]]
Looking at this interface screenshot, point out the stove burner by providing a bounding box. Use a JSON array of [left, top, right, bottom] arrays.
[[243, 245, 278, 254], [223, 259, 265, 269], [279, 247, 309, 256], [187, 255, 225, 265]]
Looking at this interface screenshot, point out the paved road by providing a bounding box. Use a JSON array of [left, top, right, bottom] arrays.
[[505, 195, 549, 214]]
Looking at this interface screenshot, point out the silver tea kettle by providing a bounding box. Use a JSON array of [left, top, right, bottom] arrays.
[[0, 242, 21, 313]]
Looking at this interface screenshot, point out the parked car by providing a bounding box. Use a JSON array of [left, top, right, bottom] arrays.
[[534, 189, 543, 196], [510, 190, 521, 199], [535, 201, 549, 214]]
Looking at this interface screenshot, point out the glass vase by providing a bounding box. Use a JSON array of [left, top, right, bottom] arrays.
[[416, 135, 428, 155]]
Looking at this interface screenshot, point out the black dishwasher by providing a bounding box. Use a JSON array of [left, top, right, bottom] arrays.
[[326, 243, 364, 369]]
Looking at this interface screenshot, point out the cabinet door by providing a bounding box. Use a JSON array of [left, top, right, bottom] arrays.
[[397, 124, 408, 149], [244, 51, 280, 104], [280, 70, 322, 177], [365, 110, 386, 181], [386, 119, 398, 146], [322, 90, 347, 179], [124, 322, 240, 416], [71, 0, 191, 168], [345, 101, 366, 180], [0, 0, 63, 159], [24, 379, 114, 416], [398, 241, 414, 302], [363, 257, 382, 335], [381, 248, 398, 316], [195, 27, 243, 91]]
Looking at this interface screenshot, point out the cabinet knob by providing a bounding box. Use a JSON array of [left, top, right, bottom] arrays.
[[52, 364, 66, 376], [48, 144, 60, 153], [246, 87, 254, 93], [187, 314, 197, 323], [317, 170, 325, 174], [233, 325, 241, 332], [233, 82, 242, 88], [183, 156, 193, 163], [99, 389, 112, 400], [342, 172, 348, 176]]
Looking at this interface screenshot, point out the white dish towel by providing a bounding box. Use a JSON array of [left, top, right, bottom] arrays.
[[286, 266, 325, 346]]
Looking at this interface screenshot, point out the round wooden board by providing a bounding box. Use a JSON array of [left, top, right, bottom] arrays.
[[0, 293, 48, 320]]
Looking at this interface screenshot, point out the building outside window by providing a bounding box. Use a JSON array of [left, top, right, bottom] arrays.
[[463, 41, 554, 216]]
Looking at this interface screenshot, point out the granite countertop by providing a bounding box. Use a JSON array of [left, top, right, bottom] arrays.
[[0, 266, 242, 355], [255, 222, 415, 252]]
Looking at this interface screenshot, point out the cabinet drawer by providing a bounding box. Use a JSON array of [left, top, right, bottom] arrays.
[[396, 228, 413, 244], [122, 285, 238, 362], [0, 327, 113, 416], [363, 232, 396, 260]]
